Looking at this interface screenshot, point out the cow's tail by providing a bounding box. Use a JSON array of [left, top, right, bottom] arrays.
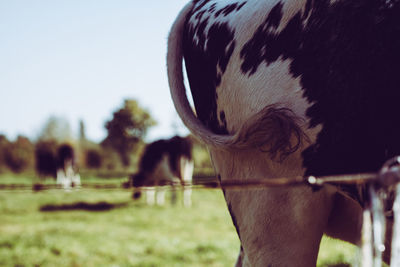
[[167, 3, 306, 155]]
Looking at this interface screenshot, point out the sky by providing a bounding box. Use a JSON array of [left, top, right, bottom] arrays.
[[0, 0, 190, 143]]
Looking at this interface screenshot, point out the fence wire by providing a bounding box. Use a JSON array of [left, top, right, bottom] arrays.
[[0, 172, 381, 192], [2, 156, 400, 192], [2, 157, 400, 267]]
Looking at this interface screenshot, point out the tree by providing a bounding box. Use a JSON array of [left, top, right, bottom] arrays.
[[79, 119, 86, 142], [101, 147, 122, 170], [38, 116, 73, 143], [86, 149, 102, 169], [0, 135, 10, 173], [3, 136, 35, 173], [102, 99, 156, 167]]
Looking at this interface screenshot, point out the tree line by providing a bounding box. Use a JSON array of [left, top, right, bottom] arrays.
[[0, 99, 213, 177], [0, 99, 156, 176]]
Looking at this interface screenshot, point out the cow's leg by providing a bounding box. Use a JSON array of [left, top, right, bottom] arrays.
[[56, 169, 70, 190], [384, 218, 393, 264], [146, 187, 156, 205], [156, 186, 166, 206], [170, 185, 177, 205], [183, 187, 192, 207], [180, 157, 194, 207], [71, 174, 81, 189], [211, 149, 335, 267]]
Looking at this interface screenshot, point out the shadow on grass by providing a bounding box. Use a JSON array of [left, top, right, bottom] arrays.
[[39, 201, 129, 212]]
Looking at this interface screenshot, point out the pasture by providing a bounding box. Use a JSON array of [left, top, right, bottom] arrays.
[[0, 175, 356, 266]]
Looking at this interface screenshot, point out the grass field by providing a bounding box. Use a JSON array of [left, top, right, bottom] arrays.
[[0, 175, 357, 267]]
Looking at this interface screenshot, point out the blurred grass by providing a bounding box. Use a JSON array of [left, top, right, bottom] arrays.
[[0, 175, 356, 266]]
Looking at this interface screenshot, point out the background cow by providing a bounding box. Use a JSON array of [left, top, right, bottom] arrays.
[[168, 0, 400, 266], [35, 141, 57, 178], [130, 136, 194, 206], [56, 144, 81, 190]]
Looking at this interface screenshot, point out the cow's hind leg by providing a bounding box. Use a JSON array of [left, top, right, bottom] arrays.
[[183, 187, 192, 207], [156, 186, 167, 206], [171, 186, 178, 205], [146, 187, 156, 205], [181, 157, 194, 207]]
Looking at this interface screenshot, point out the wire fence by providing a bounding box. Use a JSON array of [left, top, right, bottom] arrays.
[[4, 157, 400, 193], [2, 157, 400, 266], [0, 172, 386, 192]]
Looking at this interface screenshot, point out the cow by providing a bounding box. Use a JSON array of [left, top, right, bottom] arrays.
[[167, 0, 400, 266], [56, 144, 81, 190], [35, 141, 57, 178], [130, 136, 194, 206]]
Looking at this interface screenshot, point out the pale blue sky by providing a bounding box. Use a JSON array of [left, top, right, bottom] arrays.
[[0, 0, 189, 142]]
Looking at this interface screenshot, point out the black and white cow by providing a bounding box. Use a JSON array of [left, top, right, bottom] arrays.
[[167, 0, 400, 266], [56, 144, 81, 190], [130, 136, 194, 206]]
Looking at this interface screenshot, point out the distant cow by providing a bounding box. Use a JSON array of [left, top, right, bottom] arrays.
[[56, 144, 81, 190], [168, 0, 400, 265], [35, 141, 57, 178], [130, 136, 194, 206]]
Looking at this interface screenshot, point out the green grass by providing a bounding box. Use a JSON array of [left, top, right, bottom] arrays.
[[0, 175, 357, 266]]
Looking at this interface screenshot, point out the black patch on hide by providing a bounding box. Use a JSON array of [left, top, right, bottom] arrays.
[[183, 0, 238, 134], [239, 0, 400, 177]]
